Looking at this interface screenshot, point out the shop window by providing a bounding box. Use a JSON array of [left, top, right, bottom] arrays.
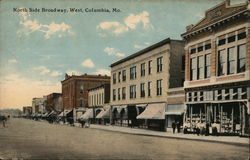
[[141, 63, 145, 77], [190, 57, 197, 80], [148, 82, 151, 97], [237, 44, 246, 73], [197, 46, 203, 52], [205, 54, 211, 78], [148, 60, 152, 75], [156, 79, 162, 96], [190, 48, 196, 54], [237, 32, 246, 40], [227, 47, 235, 75], [140, 83, 145, 98], [218, 50, 226, 76], [205, 43, 211, 50], [218, 38, 226, 46], [197, 56, 204, 79], [122, 70, 126, 81], [130, 66, 137, 80], [227, 35, 236, 43], [157, 57, 163, 72]]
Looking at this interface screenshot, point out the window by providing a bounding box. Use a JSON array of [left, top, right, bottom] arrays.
[[157, 57, 163, 72], [130, 85, 136, 99], [140, 83, 145, 98], [141, 63, 145, 77], [237, 44, 246, 73], [217, 90, 222, 100], [97, 94, 99, 105], [130, 66, 136, 80], [181, 55, 185, 71], [218, 50, 226, 76], [194, 92, 197, 101], [157, 79, 162, 96], [190, 48, 196, 54], [197, 56, 204, 79], [113, 73, 116, 84], [148, 82, 151, 97], [148, 60, 152, 74], [205, 54, 211, 78], [200, 92, 204, 101], [80, 99, 83, 107], [113, 89, 116, 101], [218, 38, 226, 46], [122, 87, 126, 100], [225, 89, 230, 100], [241, 87, 247, 99], [80, 84, 84, 93], [197, 46, 203, 52], [205, 43, 211, 50], [227, 35, 236, 43], [227, 47, 235, 74], [122, 70, 126, 81], [118, 71, 121, 83], [188, 92, 192, 102], [237, 32, 246, 40], [118, 88, 121, 100], [190, 57, 197, 81]]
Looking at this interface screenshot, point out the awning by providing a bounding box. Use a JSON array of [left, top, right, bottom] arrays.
[[58, 110, 71, 117], [165, 104, 184, 115], [42, 112, 49, 117], [136, 104, 147, 108], [137, 103, 165, 119], [46, 111, 56, 117], [96, 108, 110, 119], [112, 105, 127, 113], [79, 109, 94, 120]]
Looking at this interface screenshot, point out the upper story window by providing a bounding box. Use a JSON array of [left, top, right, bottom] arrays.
[[140, 83, 145, 98], [130, 85, 136, 99], [112, 89, 116, 101], [141, 63, 145, 77], [237, 44, 246, 73], [118, 71, 121, 83], [227, 33, 236, 43], [130, 66, 137, 80], [156, 79, 162, 96], [181, 55, 185, 71], [237, 31, 246, 40], [218, 35, 226, 46], [197, 56, 204, 79], [122, 87, 126, 100], [122, 70, 126, 81], [218, 49, 226, 76], [190, 57, 197, 81], [227, 47, 235, 75], [205, 43, 211, 50], [190, 48, 196, 54], [148, 60, 152, 75], [113, 73, 116, 84], [197, 45, 204, 52], [157, 57, 163, 72], [205, 54, 211, 78], [118, 88, 121, 100], [80, 84, 84, 94], [148, 81, 151, 97]]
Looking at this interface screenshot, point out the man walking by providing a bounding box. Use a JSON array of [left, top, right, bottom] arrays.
[[172, 121, 176, 134]]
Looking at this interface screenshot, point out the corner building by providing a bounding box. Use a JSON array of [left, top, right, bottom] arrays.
[[110, 38, 185, 130], [182, 0, 250, 135]]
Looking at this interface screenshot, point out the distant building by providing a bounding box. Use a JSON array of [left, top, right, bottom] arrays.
[[181, 0, 250, 135], [45, 93, 62, 112], [23, 106, 32, 115], [32, 97, 46, 113], [61, 74, 110, 110], [110, 38, 185, 130]]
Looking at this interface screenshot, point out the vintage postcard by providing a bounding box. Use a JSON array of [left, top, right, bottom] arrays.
[[0, 0, 249, 159]]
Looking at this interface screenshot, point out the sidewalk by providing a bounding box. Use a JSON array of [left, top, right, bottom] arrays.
[[89, 124, 249, 146]]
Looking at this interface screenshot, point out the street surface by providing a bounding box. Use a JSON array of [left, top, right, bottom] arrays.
[[0, 118, 249, 160]]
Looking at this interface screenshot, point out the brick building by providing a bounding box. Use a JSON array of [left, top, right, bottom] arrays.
[[45, 93, 62, 112], [61, 74, 110, 110], [23, 106, 32, 115], [181, 0, 250, 135]]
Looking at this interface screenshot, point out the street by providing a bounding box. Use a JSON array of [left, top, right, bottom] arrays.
[[0, 118, 249, 160]]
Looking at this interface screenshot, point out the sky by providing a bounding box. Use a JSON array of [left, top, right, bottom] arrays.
[[0, 0, 246, 109]]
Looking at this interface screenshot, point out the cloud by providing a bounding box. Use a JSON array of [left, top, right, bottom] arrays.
[[81, 59, 95, 68], [134, 42, 150, 49], [17, 8, 74, 39], [104, 47, 125, 57], [97, 11, 151, 35], [8, 59, 18, 64], [134, 44, 144, 49], [33, 66, 50, 75], [0, 74, 61, 109], [66, 70, 81, 76], [94, 69, 111, 76], [50, 71, 62, 77]]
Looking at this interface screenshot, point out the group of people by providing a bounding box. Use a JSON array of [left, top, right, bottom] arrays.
[[172, 121, 181, 133]]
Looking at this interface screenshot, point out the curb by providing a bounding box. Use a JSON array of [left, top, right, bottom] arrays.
[[89, 126, 249, 147]]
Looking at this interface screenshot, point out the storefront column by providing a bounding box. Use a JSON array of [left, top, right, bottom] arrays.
[[242, 103, 246, 135], [205, 103, 207, 123], [190, 105, 193, 131], [214, 104, 216, 123], [220, 104, 222, 133], [239, 103, 242, 134], [199, 106, 202, 123], [232, 107, 234, 132]]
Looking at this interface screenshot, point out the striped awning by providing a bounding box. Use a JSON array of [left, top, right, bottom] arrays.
[[137, 103, 165, 120]]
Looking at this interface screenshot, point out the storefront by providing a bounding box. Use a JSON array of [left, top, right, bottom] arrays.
[[165, 104, 185, 132], [96, 106, 111, 125], [111, 105, 128, 126]]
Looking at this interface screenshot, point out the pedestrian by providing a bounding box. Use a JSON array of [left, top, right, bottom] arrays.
[[172, 121, 176, 134], [2, 116, 7, 128], [176, 121, 181, 133], [205, 123, 209, 136]]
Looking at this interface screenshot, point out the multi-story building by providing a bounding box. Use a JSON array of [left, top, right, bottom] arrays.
[[32, 97, 46, 113], [45, 93, 62, 112], [110, 38, 185, 130], [61, 74, 110, 110], [181, 0, 250, 135], [23, 106, 32, 116]]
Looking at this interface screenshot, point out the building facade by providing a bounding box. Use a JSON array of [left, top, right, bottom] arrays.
[[32, 97, 46, 113], [23, 106, 32, 116], [181, 0, 250, 135], [61, 74, 110, 110], [110, 38, 185, 130], [45, 93, 62, 112]]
